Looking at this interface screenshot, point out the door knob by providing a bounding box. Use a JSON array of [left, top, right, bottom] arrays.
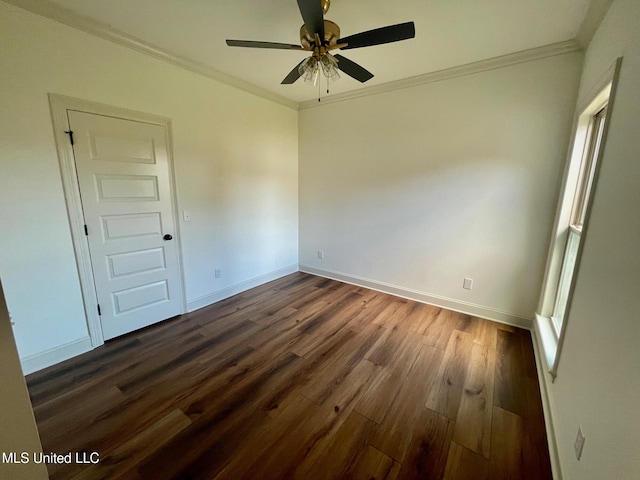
[[163, 234, 173, 241]]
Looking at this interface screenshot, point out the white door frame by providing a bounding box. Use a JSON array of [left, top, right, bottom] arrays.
[[48, 93, 186, 348]]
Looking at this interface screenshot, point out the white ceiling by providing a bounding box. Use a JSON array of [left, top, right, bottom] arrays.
[[33, 0, 593, 103]]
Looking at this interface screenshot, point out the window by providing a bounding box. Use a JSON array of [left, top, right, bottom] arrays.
[[551, 106, 607, 336], [535, 57, 621, 378]]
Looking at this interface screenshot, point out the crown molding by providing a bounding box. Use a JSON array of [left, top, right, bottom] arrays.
[[5, 0, 584, 112], [299, 40, 582, 110], [3, 0, 298, 110]]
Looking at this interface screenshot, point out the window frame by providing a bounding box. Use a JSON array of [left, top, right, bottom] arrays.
[[535, 57, 622, 378], [570, 106, 607, 230]]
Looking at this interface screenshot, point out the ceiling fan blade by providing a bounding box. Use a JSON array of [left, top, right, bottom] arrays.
[[226, 40, 305, 50], [338, 22, 415, 50], [281, 59, 307, 84], [297, 0, 325, 39], [334, 54, 374, 83]]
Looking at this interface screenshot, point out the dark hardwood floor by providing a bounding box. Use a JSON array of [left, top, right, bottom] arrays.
[[26, 273, 552, 480]]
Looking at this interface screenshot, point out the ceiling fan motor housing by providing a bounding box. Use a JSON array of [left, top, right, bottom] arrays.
[[300, 20, 341, 50]]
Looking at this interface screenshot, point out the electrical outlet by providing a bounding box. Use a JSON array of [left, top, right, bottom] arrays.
[[317, 250, 324, 260], [463, 278, 473, 290], [574, 426, 585, 460], [214, 269, 221, 279]]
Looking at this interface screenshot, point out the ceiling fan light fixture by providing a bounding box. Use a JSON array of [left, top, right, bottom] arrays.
[[299, 56, 319, 85], [320, 53, 340, 82], [299, 54, 340, 86]]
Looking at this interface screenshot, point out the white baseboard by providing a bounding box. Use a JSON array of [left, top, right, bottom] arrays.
[[186, 264, 299, 312], [299, 265, 533, 329], [20, 336, 93, 375], [531, 327, 563, 480]]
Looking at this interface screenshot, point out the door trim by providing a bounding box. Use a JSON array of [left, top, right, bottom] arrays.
[[48, 94, 186, 348]]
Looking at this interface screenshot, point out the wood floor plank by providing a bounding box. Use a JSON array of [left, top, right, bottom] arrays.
[[425, 330, 474, 419], [349, 445, 401, 480], [27, 337, 145, 406], [137, 350, 306, 479], [216, 377, 374, 480], [402, 302, 441, 336], [211, 393, 317, 480], [522, 377, 553, 480], [138, 408, 270, 480], [518, 328, 539, 380], [256, 327, 361, 415], [69, 408, 191, 480], [365, 325, 410, 366], [285, 282, 348, 310], [355, 366, 405, 424], [299, 290, 365, 335], [371, 298, 413, 330], [117, 359, 208, 399], [371, 344, 445, 462], [355, 331, 425, 424], [43, 393, 184, 479], [191, 287, 276, 324], [267, 354, 380, 422], [312, 358, 381, 414], [494, 329, 527, 417], [36, 325, 208, 409], [422, 308, 458, 350], [178, 348, 305, 420], [289, 292, 364, 358], [395, 408, 454, 480], [344, 292, 392, 332], [294, 410, 378, 480], [298, 323, 386, 404], [33, 383, 124, 426], [488, 407, 525, 480], [452, 343, 495, 458], [443, 442, 490, 480], [454, 312, 479, 336], [245, 307, 312, 355], [386, 329, 428, 372], [26, 273, 552, 480], [473, 318, 499, 348]]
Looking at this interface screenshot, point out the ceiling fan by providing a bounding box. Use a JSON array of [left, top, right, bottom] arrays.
[[226, 0, 416, 87]]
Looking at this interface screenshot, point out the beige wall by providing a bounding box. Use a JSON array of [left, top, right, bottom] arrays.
[[0, 2, 298, 366], [299, 52, 582, 324], [542, 0, 640, 478], [0, 280, 48, 479]]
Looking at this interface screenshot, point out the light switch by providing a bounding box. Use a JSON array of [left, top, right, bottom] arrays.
[[183, 210, 192, 222]]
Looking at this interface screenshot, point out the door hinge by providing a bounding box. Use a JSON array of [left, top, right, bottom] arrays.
[[84, 224, 88, 236], [64, 130, 75, 145], [97, 304, 101, 316]]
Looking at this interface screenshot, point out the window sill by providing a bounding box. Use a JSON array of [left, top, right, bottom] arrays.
[[535, 313, 558, 378]]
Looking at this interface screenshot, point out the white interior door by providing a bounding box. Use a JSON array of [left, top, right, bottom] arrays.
[[68, 110, 183, 340]]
